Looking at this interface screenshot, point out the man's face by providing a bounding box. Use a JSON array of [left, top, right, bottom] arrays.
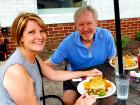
[[76, 11, 98, 42]]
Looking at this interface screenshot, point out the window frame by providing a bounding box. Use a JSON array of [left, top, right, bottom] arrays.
[[38, 8, 77, 24], [37, 0, 89, 24]]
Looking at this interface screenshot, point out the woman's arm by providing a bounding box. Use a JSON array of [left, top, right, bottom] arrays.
[[3, 64, 38, 105], [37, 57, 102, 81]]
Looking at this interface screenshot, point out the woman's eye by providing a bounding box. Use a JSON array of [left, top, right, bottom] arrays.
[[40, 30, 46, 33], [28, 31, 35, 34]]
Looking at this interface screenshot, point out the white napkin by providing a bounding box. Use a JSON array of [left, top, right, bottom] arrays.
[[72, 77, 92, 82], [72, 78, 82, 82], [130, 71, 140, 78]]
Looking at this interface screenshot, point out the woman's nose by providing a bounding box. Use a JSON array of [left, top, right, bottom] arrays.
[[36, 32, 43, 39]]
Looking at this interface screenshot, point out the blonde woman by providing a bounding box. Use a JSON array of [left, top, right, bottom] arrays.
[[0, 12, 101, 105]]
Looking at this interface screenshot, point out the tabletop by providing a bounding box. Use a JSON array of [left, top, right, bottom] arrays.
[[71, 63, 140, 105]]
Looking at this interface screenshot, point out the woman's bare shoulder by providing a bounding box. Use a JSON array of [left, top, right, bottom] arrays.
[[3, 64, 32, 89]]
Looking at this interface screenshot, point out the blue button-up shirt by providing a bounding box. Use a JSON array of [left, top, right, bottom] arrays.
[[49, 27, 116, 71]]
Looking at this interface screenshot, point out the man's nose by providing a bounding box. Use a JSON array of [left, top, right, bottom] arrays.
[[83, 25, 89, 31]]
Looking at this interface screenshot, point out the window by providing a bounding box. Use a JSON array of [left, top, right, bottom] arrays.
[[37, 0, 86, 9], [37, 0, 87, 24]]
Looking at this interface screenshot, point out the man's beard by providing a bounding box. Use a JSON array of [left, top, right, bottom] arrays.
[[80, 36, 93, 43]]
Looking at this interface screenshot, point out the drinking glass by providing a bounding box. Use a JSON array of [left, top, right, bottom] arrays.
[[115, 75, 129, 100]]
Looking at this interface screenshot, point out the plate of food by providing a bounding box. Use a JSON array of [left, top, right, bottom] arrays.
[[109, 55, 138, 70], [77, 77, 116, 98]]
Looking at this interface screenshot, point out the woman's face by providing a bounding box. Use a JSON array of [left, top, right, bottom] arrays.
[[21, 20, 46, 52]]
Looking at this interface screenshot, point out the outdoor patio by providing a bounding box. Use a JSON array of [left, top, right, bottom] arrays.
[[0, 40, 139, 105], [38, 40, 140, 104]]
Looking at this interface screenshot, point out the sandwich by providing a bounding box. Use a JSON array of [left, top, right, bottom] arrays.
[[83, 77, 112, 96]]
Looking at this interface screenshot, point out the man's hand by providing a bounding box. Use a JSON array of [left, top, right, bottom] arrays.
[[85, 69, 102, 77]]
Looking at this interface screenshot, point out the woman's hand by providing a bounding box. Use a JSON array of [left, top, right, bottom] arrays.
[[75, 93, 97, 105], [85, 69, 102, 77]]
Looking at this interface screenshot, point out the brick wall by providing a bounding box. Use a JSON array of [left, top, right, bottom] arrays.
[[46, 17, 140, 50], [0, 27, 16, 55], [0, 17, 140, 55]]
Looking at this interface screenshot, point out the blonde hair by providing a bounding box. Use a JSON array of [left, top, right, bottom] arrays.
[[12, 12, 46, 46], [74, 5, 98, 22]]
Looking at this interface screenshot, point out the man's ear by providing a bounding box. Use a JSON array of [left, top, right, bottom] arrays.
[[95, 19, 98, 25], [75, 23, 78, 30]]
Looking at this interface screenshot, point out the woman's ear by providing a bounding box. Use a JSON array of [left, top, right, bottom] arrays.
[[21, 36, 24, 43]]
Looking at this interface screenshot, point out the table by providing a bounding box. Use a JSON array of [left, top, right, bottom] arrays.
[[71, 63, 140, 105]]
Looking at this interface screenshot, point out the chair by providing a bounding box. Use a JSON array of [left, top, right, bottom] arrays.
[[64, 59, 68, 70], [0, 42, 8, 61], [64, 59, 72, 71], [0, 52, 7, 61], [40, 94, 64, 105], [36, 58, 64, 105]]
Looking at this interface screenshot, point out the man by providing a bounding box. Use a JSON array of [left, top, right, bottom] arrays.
[[45, 6, 116, 105]]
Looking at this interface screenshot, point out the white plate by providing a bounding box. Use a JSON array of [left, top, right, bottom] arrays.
[[109, 57, 138, 70], [77, 79, 116, 98]]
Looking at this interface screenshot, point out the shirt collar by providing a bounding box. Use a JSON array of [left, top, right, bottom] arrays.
[[74, 27, 103, 47]]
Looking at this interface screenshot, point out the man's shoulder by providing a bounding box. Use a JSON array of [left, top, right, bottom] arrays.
[[58, 31, 78, 48], [68, 31, 78, 38], [97, 27, 110, 33], [96, 27, 112, 37], [63, 31, 78, 42]]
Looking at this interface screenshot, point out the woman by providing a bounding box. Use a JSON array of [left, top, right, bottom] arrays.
[[0, 13, 101, 105]]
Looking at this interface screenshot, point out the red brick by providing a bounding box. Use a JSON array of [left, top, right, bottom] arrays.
[[0, 38, 4, 42], [0, 17, 140, 52], [64, 26, 74, 30]]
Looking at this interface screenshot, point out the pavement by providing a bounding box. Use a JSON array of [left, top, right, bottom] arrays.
[[40, 63, 65, 105], [41, 78, 63, 105]]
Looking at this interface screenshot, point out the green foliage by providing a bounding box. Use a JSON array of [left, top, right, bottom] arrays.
[[114, 34, 131, 49], [136, 31, 140, 41], [121, 35, 131, 49]]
